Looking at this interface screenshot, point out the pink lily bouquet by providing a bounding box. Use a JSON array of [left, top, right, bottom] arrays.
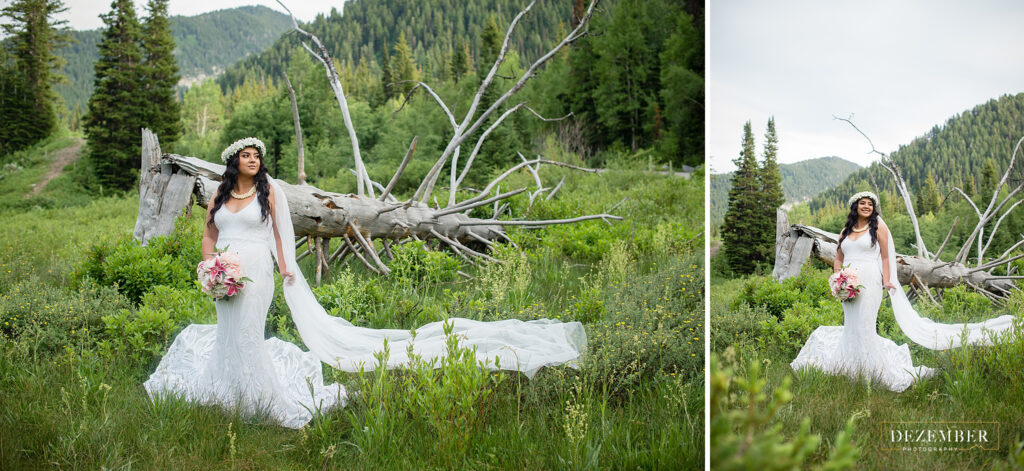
[[829, 266, 866, 302], [196, 251, 251, 299]]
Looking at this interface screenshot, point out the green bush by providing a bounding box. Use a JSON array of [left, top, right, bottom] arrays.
[[711, 302, 773, 354], [312, 268, 385, 325], [941, 285, 992, 320], [388, 240, 461, 285], [77, 216, 202, 303], [585, 255, 703, 397], [347, 322, 506, 466], [735, 268, 831, 320], [0, 276, 130, 357]]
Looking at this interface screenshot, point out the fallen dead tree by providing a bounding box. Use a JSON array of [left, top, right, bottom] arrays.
[[773, 210, 1020, 304], [133, 0, 624, 282]]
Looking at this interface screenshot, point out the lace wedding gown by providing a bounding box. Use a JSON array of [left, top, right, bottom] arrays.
[[144, 197, 345, 428], [790, 223, 1016, 392], [790, 233, 937, 392], [145, 181, 587, 428]]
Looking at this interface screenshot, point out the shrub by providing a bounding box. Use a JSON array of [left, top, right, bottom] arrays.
[[735, 269, 832, 320], [312, 268, 385, 325], [76, 215, 202, 303], [387, 240, 460, 285], [347, 322, 505, 467], [0, 276, 130, 357], [585, 255, 703, 397], [941, 285, 992, 320]]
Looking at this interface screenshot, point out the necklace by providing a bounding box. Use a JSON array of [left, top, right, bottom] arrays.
[[231, 185, 256, 199], [851, 224, 868, 233]]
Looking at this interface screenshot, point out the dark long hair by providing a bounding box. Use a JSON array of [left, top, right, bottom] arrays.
[[207, 147, 271, 227], [837, 198, 879, 248]]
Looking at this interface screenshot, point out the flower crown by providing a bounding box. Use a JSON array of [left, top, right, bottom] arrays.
[[848, 191, 879, 208], [221, 137, 267, 163]]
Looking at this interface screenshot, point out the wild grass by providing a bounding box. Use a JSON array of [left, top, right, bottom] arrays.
[[0, 139, 703, 470], [711, 265, 1024, 470]]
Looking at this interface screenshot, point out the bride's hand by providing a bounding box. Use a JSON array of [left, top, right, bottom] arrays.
[[279, 265, 295, 285], [883, 280, 897, 291]]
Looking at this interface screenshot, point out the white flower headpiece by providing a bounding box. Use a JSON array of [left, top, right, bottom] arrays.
[[221, 137, 267, 163], [848, 191, 879, 208]]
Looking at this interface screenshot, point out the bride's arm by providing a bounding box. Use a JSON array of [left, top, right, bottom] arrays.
[[878, 222, 896, 290], [834, 244, 844, 273], [201, 189, 220, 261], [268, 185, 294, 284]]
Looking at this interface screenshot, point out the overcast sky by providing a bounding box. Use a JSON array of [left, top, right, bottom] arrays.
[[5, 0, 345, 32], [709, 0, 1024, 173]]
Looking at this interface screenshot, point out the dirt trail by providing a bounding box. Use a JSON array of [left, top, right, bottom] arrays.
[[29, 138, 84, 196]]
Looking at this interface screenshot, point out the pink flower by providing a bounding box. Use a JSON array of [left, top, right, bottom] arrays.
[[197, 251, 247, 300]]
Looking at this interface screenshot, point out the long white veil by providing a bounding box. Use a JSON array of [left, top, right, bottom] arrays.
[[881, 216, 1016, 350], [267, 180, 586, 378]]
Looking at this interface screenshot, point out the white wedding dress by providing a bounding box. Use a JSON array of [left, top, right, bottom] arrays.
[[791, 222, 1015, 392], [145, 180, 587, 428]]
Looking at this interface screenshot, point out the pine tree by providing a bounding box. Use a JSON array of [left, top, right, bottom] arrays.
[[965, 174, 977, 197], [756, 117, 785, 261], [391, 32, 417, 97], [659, 7, 702, 166], [141, 0, 181, 145], [0, 0, 71, 153], [922, 171, 940, 214], [85, 0, 146, 190], [981, 158, 998, 197], [450, 37, 470, 83], [592, 0, 655, 151], [721, 122, 761, 274], [379, 47, 394, 102]]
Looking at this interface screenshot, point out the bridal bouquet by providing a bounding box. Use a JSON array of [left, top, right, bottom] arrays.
[[196, 251, 251, 299], [829, 266, 865, 302]]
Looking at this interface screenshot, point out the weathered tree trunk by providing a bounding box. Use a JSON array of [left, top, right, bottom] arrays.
[[133, 130, 197, 245]]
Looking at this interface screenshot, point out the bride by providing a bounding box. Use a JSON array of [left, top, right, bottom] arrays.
[[144, 138, 587, 428], [790, 191, 1016, 392]]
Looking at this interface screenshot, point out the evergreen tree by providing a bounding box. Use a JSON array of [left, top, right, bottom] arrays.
[[141, 0, 182, 145], [379, 47, 394, 102], [0, 0, 71, 153], [981, 158, 998, 197], [478, 15, 502, 82], [84, 0, 146, 190], [592, 0, 656, 152], [965, 174, 977, 197], [721, 122, 761, 274], [914, 183, 929, 215], [922, 171, 940, 214], [450, 37, 470, 83], [659, 7, 702, 166], [756, 117, 784, 261], [391, 32, 417, 97]]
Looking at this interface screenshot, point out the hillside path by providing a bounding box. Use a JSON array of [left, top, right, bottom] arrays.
[[29, 138, 84, 196]]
